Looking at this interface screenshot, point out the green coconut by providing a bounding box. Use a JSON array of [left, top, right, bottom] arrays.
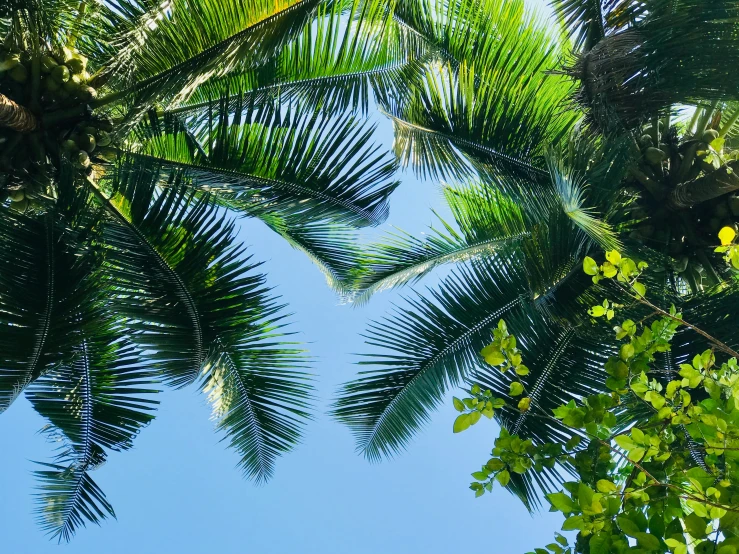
[[639, 134, 654, 148], [65, 57, 85, 75], [61, 139, 79, 153], [9, 64, 28, 83], [41, 55, 58, 73], [50, 64, 70, 83], [645, 147, 667, 165], [8, 189, 25, 202], [10, 197, 29, 212], [77, 134, 96, 153], [76, 150, 90, 168], [0, 53, 20, 71]]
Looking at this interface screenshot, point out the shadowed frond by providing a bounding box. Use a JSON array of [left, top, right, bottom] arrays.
[[132, 104, 399, 227], [547, 155, 621, 252], [382, 60, 575, 182], [332, 258, 534, 461], [97, 160, 313, 480]]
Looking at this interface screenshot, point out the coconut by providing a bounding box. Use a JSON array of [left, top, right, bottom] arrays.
[[51, 64, 71, 84], [9, 64, 27, 83], [645, 147, 667, 165], [76, 150, 90, 168], [639, 134, 654, 148], [61, 139, 79, 154], [77, 134, 96, 153], [0, 53, 20, 71], [10, 197, 29, 212], [65, 57, 85, 75], [75, 86, 97, 101], [702, 129, 720, 144], [41, 55, 58, 73], [8, 189, 24, 202]]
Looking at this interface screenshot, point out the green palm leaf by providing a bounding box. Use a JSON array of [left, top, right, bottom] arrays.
[[332, 257, 534, 462], [98, 159, 313, 480], [352, 185, 529, 304], [167, 0, 430, 116], [132, 104, 399, 227]]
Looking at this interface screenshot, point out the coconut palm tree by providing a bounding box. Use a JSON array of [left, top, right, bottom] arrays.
[[0, 0, 427, 541], [333, 0, 739, 507]]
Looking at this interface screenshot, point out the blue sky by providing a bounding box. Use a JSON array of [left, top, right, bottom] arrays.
[[0, 2, 572, 550]]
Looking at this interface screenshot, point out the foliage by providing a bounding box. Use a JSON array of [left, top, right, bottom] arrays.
[[0, 0, 412, 540], [454, 249, 739, 554]]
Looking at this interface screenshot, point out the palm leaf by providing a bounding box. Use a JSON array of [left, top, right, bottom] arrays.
[[131, 104, 399, 227], [332, 257, 534, 462], [167, 0, 430, 116], [97, 160, 313, 481], [352, 185, 529, 304]]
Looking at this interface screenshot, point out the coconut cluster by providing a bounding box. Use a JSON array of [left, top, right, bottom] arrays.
[[629, 121, 739, 279], [0, 45, 111, 212]]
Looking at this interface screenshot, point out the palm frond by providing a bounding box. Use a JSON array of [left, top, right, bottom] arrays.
[[92, 0, 325, 109], [33, 462, 115, 543], [547, 154, 622, 252], [352, 186, 529, 304], [381, 60, 575, 183], [551, 0, 606, 51], [97, 160, 313, 481], [167, 0, 430, 116], [332, 257, 534, 462], [570, 0, 739, 129], [132, 104, 399, 227]]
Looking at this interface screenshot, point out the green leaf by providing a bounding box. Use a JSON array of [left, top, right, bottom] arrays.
[[547, 492, 575, 514], [562, 515, 584, 531], [453, 397, 465, 412], [453, 414, 471, 433], [614, 434, 637, 451], [496, 469, 511, 487], [596, 479, 618, 493], [617, 515, 641, 537], [583, 256, 599, 275], [632, 281, 646, 297], [510, 382, 525, 396]]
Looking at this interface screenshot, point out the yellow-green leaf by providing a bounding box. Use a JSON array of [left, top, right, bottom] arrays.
[[719, 226, 736, 246]]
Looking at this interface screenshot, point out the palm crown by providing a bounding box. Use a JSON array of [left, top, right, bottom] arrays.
[[0, 0, 420, 541]]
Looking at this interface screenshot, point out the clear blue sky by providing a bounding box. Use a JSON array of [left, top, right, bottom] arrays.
[[1, 3, 570, 550]]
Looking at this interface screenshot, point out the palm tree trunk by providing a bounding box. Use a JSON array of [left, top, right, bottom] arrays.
[[0, 92, 38, 132], [668, 161, 739, 209]]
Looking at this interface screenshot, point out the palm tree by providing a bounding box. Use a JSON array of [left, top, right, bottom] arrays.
[[333, 0, 739, 507], [0, 0, 426, 541]]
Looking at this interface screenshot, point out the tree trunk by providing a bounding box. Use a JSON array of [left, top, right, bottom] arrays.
[[0, 93, 38, 132], [668, 161, 739, 209]]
